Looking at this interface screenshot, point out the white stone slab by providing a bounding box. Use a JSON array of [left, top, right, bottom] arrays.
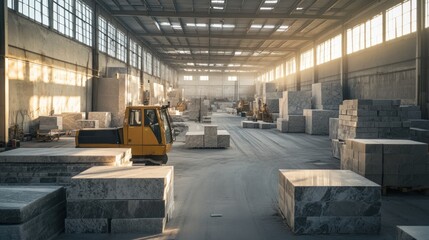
[[61, 112, 85, 130], [204, 125, 218, 148], [88, 112, 112, 128]]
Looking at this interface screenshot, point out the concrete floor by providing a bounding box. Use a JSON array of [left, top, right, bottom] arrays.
[[21, 113, 429, 240]]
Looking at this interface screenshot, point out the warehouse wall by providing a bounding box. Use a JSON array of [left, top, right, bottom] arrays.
[[177, 72, 256, 101], [7, 12, 92, 132]]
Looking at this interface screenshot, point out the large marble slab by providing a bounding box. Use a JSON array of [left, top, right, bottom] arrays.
[[304, 109, 339, 135], [185, 131, 204, 148], [311, 82, 343, 110], [61, 112, 85, 130], [397, 226, 429, 240], [88, 112, 112, 128], [0, 186, 66, 240], [279, 91, 311, 117], [279, 169, 381, 235], [204, 125, 218, 148]]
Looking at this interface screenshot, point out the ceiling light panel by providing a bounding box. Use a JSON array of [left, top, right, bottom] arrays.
[[264, 0, 278, 3], [260, 7, 273, 10]]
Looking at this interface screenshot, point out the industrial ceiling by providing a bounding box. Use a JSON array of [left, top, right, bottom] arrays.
[[97, 0, 392, 73]]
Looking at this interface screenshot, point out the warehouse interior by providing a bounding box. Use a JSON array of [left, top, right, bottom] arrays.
[[1, 0, 429, 239]]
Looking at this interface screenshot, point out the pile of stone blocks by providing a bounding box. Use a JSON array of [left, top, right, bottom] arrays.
[[185, 98, 210, 121], [0, 186, 66, 240], [185, 125, 230, 148], [397, 226, 429, 240], [0, 148, 132, 185], [61, 112, 85, 131], [39, 116, 63, 130], [77, 120, 99, 129], [278, 169, 381, 235], [304, 109, 339, 135], [311, 82, 343, 110], [262, 83, 282, 121], [341, 139, 429, 187], [65, 166, 174, 234], [277, 91, 311, 133], [88, 112, 112, 128]]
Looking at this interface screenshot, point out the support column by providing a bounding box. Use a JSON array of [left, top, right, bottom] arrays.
[[313, 41, 318, 84], [91, 2, 99, 112], [416, 0, 428, 118], [0, 1, 8, 144], [340, 25, 348, 99], [295, 51, 301, 91]]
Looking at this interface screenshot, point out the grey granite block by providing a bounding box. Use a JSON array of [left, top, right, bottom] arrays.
[[329, 118, 339, 139], [397, 226, 429, 240], [39, 116, 63, 130], [277, 118, 288, 133], [263, 82, 277, 93], [204, 125, 218, 148], [0, 186, 65, 224], [304, 109, 339, 135], [331, 139, 343, 159], [410, 119, 429, 130], [266, 99, 279, 113], [88, 112, 112, 128], [311, 82, 343, 110], [61, 112, 85, 130], [279, 91, 311, 117], [217, 130, 230, 148], [294, 216, 380, 234], [241, 121, 259, 128], [65, 218, 108, 233], [67, 166, 174, 200], [185, 132, 204, 148], [287, 115, 305, 133], [0, 201, 65, 240], [111, 218, 165, 234], [77, 120, 99, 129], [259, 122, 276, 129]]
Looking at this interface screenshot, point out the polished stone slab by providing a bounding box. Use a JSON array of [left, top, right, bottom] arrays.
[[217, 130, 230, 148], [397, 226, 429, 240], [88, 112, 112, 128], [185, 132, 204, 148], [110, 218, 165, 234], [304, 109, 339, 135], [67, 166, 174, 200], [311, 82, 343, 110], [204, 125, 218, 148], [0, 186, 65, 224], [277, 116, 305, 133], [266, 99, 279, 113]]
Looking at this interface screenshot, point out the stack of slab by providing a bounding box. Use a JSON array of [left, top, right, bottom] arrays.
[[409, 119, 429, 147], [65, 166, 174, 234], [77, 120, 99, 129], [277, 91, 311, 133], [341, 139, 429, 187], [397, 226, 429, 240], [88, 112, 112, 128], [39, 116, 63, 130], [186, 98, 209, 121], [278, 169, 381, 235], [0, 148, 132, 185], [61, 112, 85, 131], [0, 186, 66, 240], [262, 83, 282, 121], [303, 82, 342, 135], [185, 125, 230, 148]]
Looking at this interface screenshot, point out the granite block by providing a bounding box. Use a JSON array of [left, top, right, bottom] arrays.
[[241, 121, 259, 128], [279, 91, 312, 117], [204, 125, 218, 148], [185, 132, 204, 148], [217, 130, 230, 148], [311, 82, 343, 110], [329, 118, 339, 139], [77, 120, 99, 129], [304, 109, 339, 135], [65, 218, 108, 233], [410, 119, 429, 130], [294, 216, 380, 234], [277, 118, 288, 133], [67, 166, 173, 200], [88, 112, 112, 128], [266, 99, 279, 113], [331, 139, 343, 159], [39, 116, 63, 130], [61, 112, 85, 130], [259, 122, 276, 129], [0, 186, 65, 224], [110, 218, 165, 234], [263, 82, 277, 93], [397, 226, 429, 240]]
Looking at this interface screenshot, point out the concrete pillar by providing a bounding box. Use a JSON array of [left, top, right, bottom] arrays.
[[416, 0, 428, 118], [0, 1, 8, 144], [313, 41, 318, 84], [340, 25, 348, 99], [295, 51, 301, 91], [91, 2, 99, 112]]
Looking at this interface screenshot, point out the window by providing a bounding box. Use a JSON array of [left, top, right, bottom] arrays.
[[276, 64, 284, 79], [107, 23, 116, 57], [200, 75, 209, 81], [8, 0, 14, 9], [130, 39, 139, 68], [116, 30, 127, 62], [426, 0, 429, 27], [286, 58, 296, 76], [98, 17, 107, 52], [300, 49, 313, 71], [317, 34, 342, 65], [347, 23, 365, 54], [53, 0, 74, 37], [18, 0, 49, 26], [347, 14, 382, 54], [269, 69, 274, 81], [144, 51, 153, 75], [128, 109, 142, 126], [228, 76, 237, 81], [386, 0, 416, 41], [75, 0, 92, 46], [137, 45, 142, 70], [184, 75, 193, 81]]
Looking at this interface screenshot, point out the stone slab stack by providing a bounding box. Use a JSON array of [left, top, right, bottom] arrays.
[[397, 226, 429, 240], [185, 126, 230, 148], [77, 120, 99, 129], [277, 91, 311, 133], [278, 169, 381, 235], [329, 118, 342, 159], [0, 148, 132, 185], [65, 166, 174, 234], [61, 112, 85, 131], [88, 112, 112, 128], [341, 139, 429, 187], [399, 105, 422, 120], [0, 186, 66, 240], [39, 116, 63, 130]]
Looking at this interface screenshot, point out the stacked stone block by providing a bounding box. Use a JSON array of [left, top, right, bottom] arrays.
[[185, 125, 230, 148], [186, 98, 209, 121], [262, 83, 281, 119], [0, 148, 132, 185], [65, 166, 174, 234], [311, 82, 343, 110], [61, 112, 85, 131], [0, 186, 66, 240], [77, 120, 99, 129], [341, 139, 429, 187], [277, 115, 305, 133], [278, 169, 381, 235], [39, 116, 63, 130], [88, 112, 112, 128], [277, 91, 311, 133]]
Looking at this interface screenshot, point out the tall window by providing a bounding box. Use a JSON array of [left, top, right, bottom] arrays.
[[98, 17, 107, 52], [107, 23, 116, 57], [276, 64, 284, 79], [317, 34, 342, 65], [130, 39, 139, 68], [426, 0, 429, 27], [200, 75, 209, 81], [184, 75, 193, 81], [8, 0, 15, 9], [137, 45, 142, 70], [75, 0, 92, 46], [116, 30, 127, 62], [17, 0, 49, 26], [386, 0, 416, 41], [145, 52, 153, 75], [228, 76, 237, 81], [300, 49, 314, 71], [286, 58, 296, 76], [347, 13, 382, 54], [53, 0, 74, 38]]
